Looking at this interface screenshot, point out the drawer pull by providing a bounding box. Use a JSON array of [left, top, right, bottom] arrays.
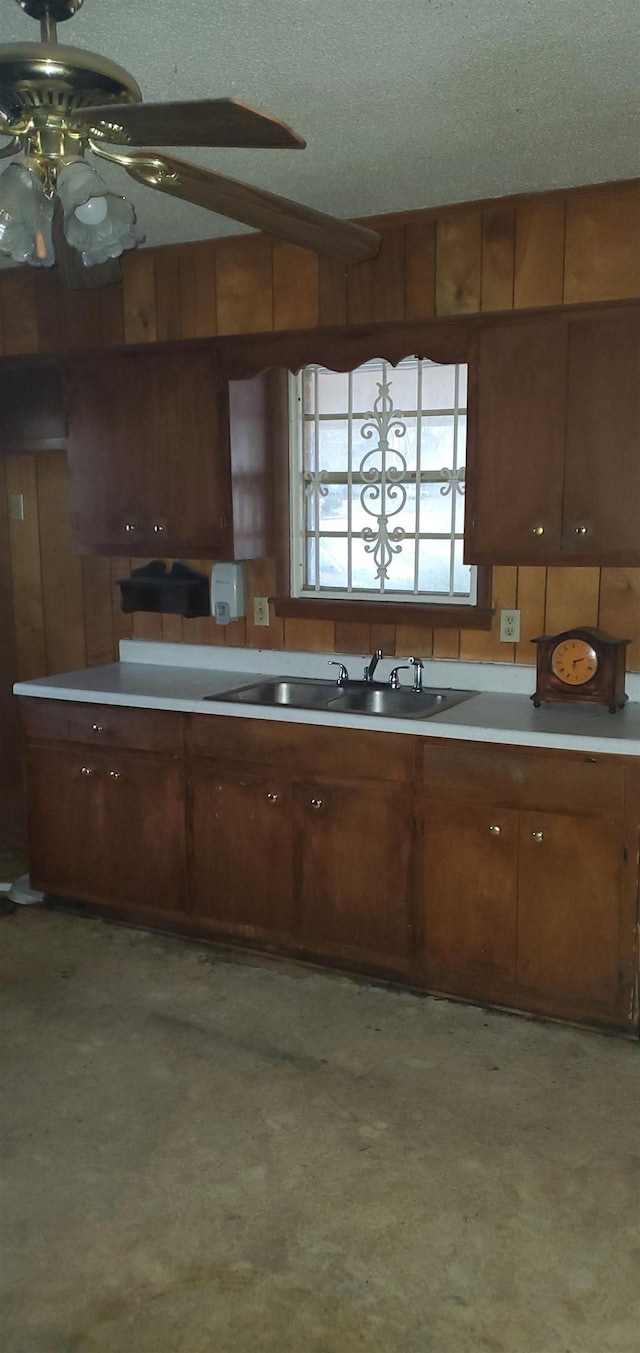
[[531, 830, 544, 843], [310, 797, 324, 810], [532, 525, 544, 536], [574, 526, 588, 535], [81, 766, 93, 776], [489, 824, 501, 835], [124, 523, 137, 533], [109, 770, 122, 780], [266, 791, 278, 803], [91, 723, 105, 734], [152, 523, 165, 534]]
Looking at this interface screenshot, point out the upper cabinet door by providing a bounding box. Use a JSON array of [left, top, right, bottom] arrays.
[[562, 307, 640, 563], [465, 317, 567, 564], [67, 349, 233, 557]]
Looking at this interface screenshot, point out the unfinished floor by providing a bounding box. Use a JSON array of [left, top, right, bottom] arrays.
[[1, 909, 639, 1353]]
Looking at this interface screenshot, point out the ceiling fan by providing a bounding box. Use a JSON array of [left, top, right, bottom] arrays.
[[0, 0, 380, 287]]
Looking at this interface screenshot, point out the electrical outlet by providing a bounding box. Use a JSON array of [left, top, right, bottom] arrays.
[[500, 609, 521, 643], [253, 596, 270, 627]]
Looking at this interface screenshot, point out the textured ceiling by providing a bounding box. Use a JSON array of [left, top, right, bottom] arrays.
[[0, 0, 639, 255]]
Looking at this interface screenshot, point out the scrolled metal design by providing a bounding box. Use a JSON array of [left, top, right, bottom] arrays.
[[439, 466, 466, 497], [359, 378, 407, 581]]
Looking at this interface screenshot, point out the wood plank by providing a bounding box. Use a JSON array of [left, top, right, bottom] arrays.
[[0, 273, 39, 354], [435, 213, 482, 315], [481, 209, 515, 311], [283, 617, 335, 652], [56, 286, 105, 352], [35, 272, 62, 353], [132, 610, 164, 640], [161, 613, 184, 643], [334, 621, 371, 656], [544, 567, 600, 635], [178, 240, 217, 338], [459, 565, 517, 662], [394, 623, 434, 660], [36, 452, 87, 674], [564, 186, 640, 303], [347, 226, 406, 325], [515, 567, 547, 664], [0, 456, 23, 844], [404, 219, 436, 320], [514, 200, 566, 308], [215, 235, 273, 334], [222, 616, 247, 646], [319, 257, 348, 326], [82, 555, 116, 666], [272, 244, 320, 330], [598, 569, 640, 672], [154, 249, 183, 341], [100, 282, 125, 347], [122, 251, 158, 343], [4, 453, 46, 679], [369, 622, 397, 658], [433, 629, 460, 659]]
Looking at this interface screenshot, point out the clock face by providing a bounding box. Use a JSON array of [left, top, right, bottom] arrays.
[[551, 638, 599, 686]]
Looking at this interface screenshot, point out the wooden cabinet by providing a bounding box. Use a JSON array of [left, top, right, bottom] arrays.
[[65, 350, 273, 558], [420, 742, 635, 1026], [190, 763, 295, 943], [466, 301, 640, 566], [23, 702, 187, 918]]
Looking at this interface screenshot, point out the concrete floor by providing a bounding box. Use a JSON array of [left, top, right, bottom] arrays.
[[1, 911, 639, 1353]]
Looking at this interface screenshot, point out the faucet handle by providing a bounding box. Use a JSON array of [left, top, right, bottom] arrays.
[[388, 665, 411, 690], [328, 661, 349, 685]]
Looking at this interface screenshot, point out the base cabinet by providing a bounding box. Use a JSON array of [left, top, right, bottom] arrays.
[[21, 699, 640, 1034]]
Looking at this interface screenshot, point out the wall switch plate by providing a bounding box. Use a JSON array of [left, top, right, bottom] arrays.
[[10, 493, 25, 521], [253, 597, 270, 627], [500, 609, 521, 643]]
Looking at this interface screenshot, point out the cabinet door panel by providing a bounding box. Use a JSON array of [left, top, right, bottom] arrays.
[[26, 745, 108, 900], [297, 781, 411, 970], [421, 800, 518, 989], [103, 754, 187, 912], [562, 308, 640, 563], [466, 317, 567, 563], [517, 811, 623, 1010], [190, 767, 295, 938]]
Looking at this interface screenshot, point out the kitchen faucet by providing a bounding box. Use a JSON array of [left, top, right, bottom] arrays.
[[387, 656, 424, 691], [363, 649, 383, 683]]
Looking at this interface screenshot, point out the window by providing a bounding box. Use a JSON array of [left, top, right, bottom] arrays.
[[288, 356, 477, 609]]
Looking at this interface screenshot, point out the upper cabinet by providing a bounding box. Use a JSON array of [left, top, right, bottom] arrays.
[[65, 349, 274, 558], [465, 302, 640, 566]]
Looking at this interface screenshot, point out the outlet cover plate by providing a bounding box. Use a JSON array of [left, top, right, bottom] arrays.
[[500, 609, 521, 643]]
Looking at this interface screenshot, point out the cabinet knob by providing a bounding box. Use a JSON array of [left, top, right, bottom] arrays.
[[531, 525, 544, 536], [266, 791, 278, 803], [109, 770, 122, 780], [124, 523, 137, 533], [489, 824, 502, 835], [91, 723, 104, 733], [152, 523, 165, 534], [81, 766, 93, 776], [531, 830, 544, 843], [310, 797, 324, 810], [574, 526, 588, 535]]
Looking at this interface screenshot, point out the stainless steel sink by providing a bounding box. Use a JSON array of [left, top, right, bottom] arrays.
[[207, 678, 477, 719], [206, 679, 342, 709]]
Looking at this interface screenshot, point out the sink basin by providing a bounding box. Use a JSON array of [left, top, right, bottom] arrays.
[[205, 679, 341, 709], [208, 678, 477, 719]]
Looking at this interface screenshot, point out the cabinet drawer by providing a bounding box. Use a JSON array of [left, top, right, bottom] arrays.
[[187, 714, 415, 783], [423, 740, 625, 816], [21, 698, 185, 756]]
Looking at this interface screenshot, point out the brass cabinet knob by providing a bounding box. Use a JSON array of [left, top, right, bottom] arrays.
[[574, 526, 588, 535], [532, 525, 544, 536], [489, 824, 502, 835], [310, 797, 324, 810], [266, 791, 278, 803], [91, 723, 104, 733], [109, 770, 122, 780], [81, 766, 93, 776], [531, 830, 544, 842]]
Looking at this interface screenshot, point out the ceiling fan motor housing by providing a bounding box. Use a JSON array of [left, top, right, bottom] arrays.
[[17, 0, 84, 24]]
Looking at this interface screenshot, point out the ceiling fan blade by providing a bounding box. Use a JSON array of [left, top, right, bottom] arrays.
[[76, 98, 305, 150], [123, 152, 381, 264], [52, 199, 122, 290]]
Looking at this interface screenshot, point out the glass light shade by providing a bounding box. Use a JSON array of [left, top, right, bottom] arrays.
[[56, 159, 144, 266], [0, 162, 55, 267]]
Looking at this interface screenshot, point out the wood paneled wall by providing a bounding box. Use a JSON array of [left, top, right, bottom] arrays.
[[2, 179, 640, 697]]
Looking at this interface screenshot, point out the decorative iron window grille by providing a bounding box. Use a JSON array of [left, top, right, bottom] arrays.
[[289, 356, 476, 605]]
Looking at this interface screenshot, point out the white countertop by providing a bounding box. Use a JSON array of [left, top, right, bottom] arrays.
[[13, 641, 640, 757]]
